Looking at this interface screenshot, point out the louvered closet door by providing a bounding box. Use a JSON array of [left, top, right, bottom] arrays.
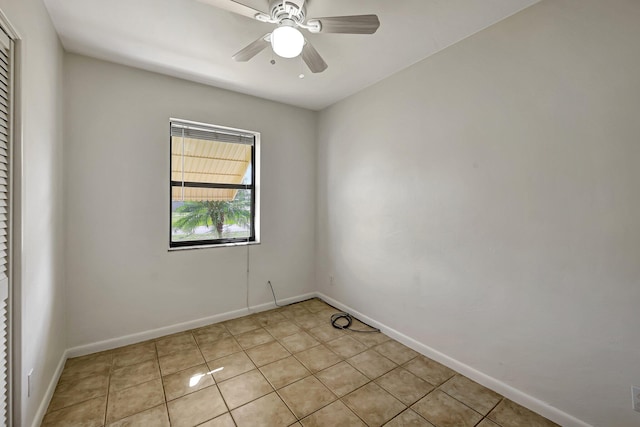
[[0, 27, 12, 427]]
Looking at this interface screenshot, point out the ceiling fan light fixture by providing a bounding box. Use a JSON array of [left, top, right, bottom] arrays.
[[271, 22, 304, 58]]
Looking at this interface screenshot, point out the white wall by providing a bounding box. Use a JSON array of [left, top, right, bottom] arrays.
[[0, 0, 66, 426], [64, 54, 316, 349], [316, 1, 640, 426]]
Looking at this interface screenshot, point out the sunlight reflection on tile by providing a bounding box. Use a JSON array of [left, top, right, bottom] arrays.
[[190, 367, 224, 387]]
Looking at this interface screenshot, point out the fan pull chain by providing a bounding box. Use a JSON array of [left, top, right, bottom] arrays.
[[299, 56, 305, 79]]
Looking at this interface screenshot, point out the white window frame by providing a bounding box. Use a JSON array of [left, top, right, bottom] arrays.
[[168, 118, 261, 250]]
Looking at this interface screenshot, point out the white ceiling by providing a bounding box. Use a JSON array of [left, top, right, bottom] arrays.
[[44, 0, 538, 110]]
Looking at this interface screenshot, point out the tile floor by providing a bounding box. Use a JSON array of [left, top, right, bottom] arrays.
[[42, 298, 559, 427]]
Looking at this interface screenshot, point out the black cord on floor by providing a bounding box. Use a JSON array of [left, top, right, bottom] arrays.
[[268, 281, 381, 333], [330, 312, 381, 333]]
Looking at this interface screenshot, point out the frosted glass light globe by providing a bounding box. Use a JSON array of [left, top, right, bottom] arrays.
[[271, 25, 304, 58]]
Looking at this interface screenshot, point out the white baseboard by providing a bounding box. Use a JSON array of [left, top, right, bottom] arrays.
[[66, 292, 316, 358], [31, 349, 68, 427], [316, 292, 592, 427]]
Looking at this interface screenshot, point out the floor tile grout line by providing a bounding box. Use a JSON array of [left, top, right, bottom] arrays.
[[110, 335, 197, 423], [191, 325, 238, 427], [313, 362, 365, 397], [383, 405, 431, 427], [267, 378, 299, 422], [45, 353, 146, 421], [240, 320, 284, 349], [434, 374, 499, 418], [162, 383, 230, 426], [106, 403, 169, 427], [55, 354, 113, 385], [108, 359, 162, 393], [477, 396, 506, 426], [436, 385, 487, 414], [213, 381, 235, 425], [103, 354, 112, 426], [373, 374, 433, 408], [289, 392, 338, 424], [155, 336, 197, 359], [410, 384, 495, 427], [259, 365, 313, 392], [43, 376, 111, 416], [161, 324, 237, 424], [335, 382, 404, 427], [310, 374, 376, 425], [105, 358, 168, 422], [271, 380, 323, 423], [154, 335, 172, 426], [222, 367, 285, 422]]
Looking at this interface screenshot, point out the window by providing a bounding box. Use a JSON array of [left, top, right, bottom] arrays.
[[170, 119, 259, 249]]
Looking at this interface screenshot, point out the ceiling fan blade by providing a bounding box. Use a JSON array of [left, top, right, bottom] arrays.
[[233, 34, 270, 62], [308, 15, 380, 34], [197, 0, 268, 20], [301, 40, 328, 73]]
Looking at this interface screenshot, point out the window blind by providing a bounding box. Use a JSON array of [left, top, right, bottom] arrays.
[[0, 26, 12, 427], [170, 121, 254, 145]]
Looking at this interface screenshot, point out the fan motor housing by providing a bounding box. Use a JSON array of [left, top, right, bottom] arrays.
[[269, 0, 306, 24]]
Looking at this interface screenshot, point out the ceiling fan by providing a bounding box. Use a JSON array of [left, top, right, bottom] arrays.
[[198, 0, 380, 73]]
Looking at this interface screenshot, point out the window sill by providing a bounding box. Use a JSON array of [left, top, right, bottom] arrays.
[[168, 241, 261, 252]]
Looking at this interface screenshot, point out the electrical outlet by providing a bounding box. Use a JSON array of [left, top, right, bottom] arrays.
[[27, 369, 34, 398], [633, 386, 640, 412]]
